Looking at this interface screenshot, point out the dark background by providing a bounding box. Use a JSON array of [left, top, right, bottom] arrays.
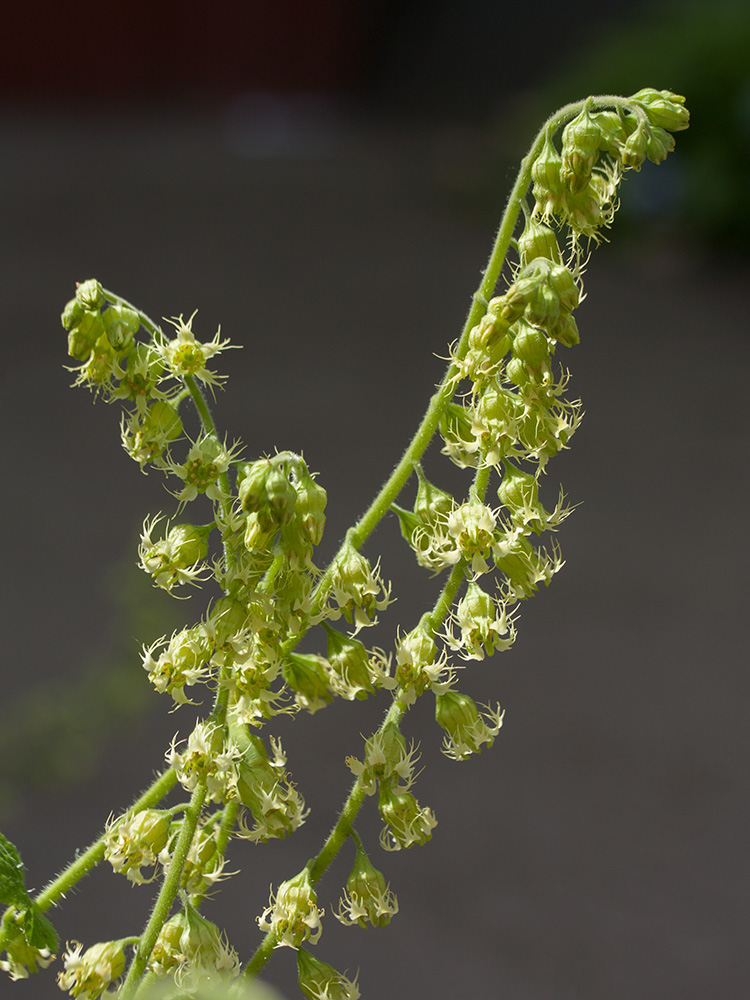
[[1, 2, 748, 998]]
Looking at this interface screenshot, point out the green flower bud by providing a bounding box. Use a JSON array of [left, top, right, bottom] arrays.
[[66, 309, 105, 361], [208, 596, 250, 647], [102, 303, 139, 351], [511, 320, 550, 370], [329, 538, 391, 631], [265, 466, 296, 526], [414, 462, 454, 523], [336, 843, 399, 928], [120, 400, 183, 468], [494, 533, 563, 598], [377, 784, 437, 851], [282, 652, 332, 713], [630, 88, 690, 132], [621, 123, 649, 169], [498, 460, 544, 532], [235, 734, 308, 842], [324, 624, 376, 700], [243, 511, 275, 554], [297, 948, 360, 1000], [644, 125, 675, 164], [468, 308, 512, 352], [292, 464, 327, 546], [139, 518, 212, 590], [391, 502, 421, 547], [61, 297, 85, 331], [238, 458, 272, 512], [439, 402, 479, 469], [517, 219, 562, 265], [74, 278, 105, 310], [104, 808, 170, 884], [258, 868, 322, 948], [531, 128, 565, 218], [57, 939, 128, 998], [149, 903, 239, 980], [548, 313, 580, 348], [435, 690, 504, 760], [561, 105, 602, 192]]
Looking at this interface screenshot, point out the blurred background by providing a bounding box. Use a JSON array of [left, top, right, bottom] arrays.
[[1, 1, 748, 998]]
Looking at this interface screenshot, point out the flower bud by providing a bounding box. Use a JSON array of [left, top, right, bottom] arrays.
[[336, 843, 398, 928], [282, 653, 332, 713], [439, 402, 479, 469], [445, 580, 517, 660], [243, 511, 275, 554], [258, 868, 323, 948], [377, 784, 437, 851], [139, 518, 212, 590], [517, 219, 562, 265], [497, 460, 545, 533], [347, 720, 416, 793], [324, 625, 376, 700], [435, 690, 504, 760], [264, 466, 296, 526], [329, 538, 391, 631], [149, 903, 239, 981], [104, 808, 170, 884], [238, 458, 272, 512], [630, 88, 689, 132], [644, 125, 675, 165], [235, 733, 308, 842], [57, 939, 128, 998], [511, 320, 550, 371], [207, 596, 250, 647], [74, 278, 105, 310], [66, 309, 105, 361], [620, 124, 649, 169], [297, 948, 360, 1000], [414, 462, 454, 523], [102, 303, 139, 351], [292, 464, 327, 545], [548, 313, 580, 348], [592, 109, 636, 155], [531, 129, 565, 219], [561, 105, 602, 192], [120, 400, 183, 469], [61, 297, 85, 331]]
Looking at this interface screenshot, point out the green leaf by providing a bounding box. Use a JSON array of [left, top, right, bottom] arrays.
[[0, 830, 29, 907], [22, 906, 60, 954]]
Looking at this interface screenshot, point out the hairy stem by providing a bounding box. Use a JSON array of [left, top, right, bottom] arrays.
[[119, 781, 207, 1000]]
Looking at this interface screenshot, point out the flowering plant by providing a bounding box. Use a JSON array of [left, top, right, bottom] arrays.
[[0, 89, 688, 999]]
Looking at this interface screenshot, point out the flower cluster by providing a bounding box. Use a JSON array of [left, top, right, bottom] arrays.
[[24, 90, 688, 1000]]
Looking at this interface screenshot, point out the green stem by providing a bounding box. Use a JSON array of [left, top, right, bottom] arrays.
[[118, 781, 207, 1000], [296, 97, 609, 633]]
